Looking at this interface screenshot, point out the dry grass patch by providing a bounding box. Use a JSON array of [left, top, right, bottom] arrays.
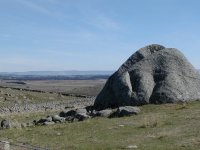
[[1, 101, 200, 149]]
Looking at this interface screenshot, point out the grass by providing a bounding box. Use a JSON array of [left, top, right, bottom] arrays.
[[0, 110, 60, 123], [1, 101, 200, 150], [0, 87, 75, 107]]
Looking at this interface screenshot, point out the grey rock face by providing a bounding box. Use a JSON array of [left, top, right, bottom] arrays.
[[75, 108, 90, 121], [36, 118, 49, 125], [43, 121, 55, 126], [109, 106, 140, 118], [60, 108, 90, 121], [46, 116, 53, 122], [1, 119, 11, 129], [52, 115, 65, 123], [95, 109, 114, 117], [93, 106, 140, 118], [94, 44, 200, 110]]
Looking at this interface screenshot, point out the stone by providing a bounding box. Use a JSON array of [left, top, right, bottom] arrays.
[[59, 110, 72, 117], [43, 121, 55, 126], [85, 105, 95, 114], [94, 44, 200, 110], [56, 132, 61, 136], [52, 115, 65, 123], [62, 110, 76, 117], [95, 109, 114, 117], [65, 116, 74, 122], [60, 108, 90, 121], [75, 108, 90, 121], [126, 145, 138, 149], [36, 118, 48, 125], [109, 106, 140, 118], [0, 141, 10, 150], [46, 116, 53, 122], [1, 119, 11, 129]]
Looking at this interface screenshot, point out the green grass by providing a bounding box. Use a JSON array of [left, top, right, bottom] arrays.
[[1, 101, 200, 150], [0, 110, 60, 123]]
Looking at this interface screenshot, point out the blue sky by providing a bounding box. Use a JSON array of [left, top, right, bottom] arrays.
[[0, 0, 200, 72]]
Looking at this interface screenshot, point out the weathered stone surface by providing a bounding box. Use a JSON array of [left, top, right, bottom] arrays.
[[59, 110, 69, 118], [43, 121, 55, 126], [36, 118, 48, 125], [46, 116, 53, 122], [75, 108, 90, 121], [52, 115, 65, 123], [36, 116, 54, 125], [65, 116, 74, 122], [109, 106, 140, 118], [60, 108, 90, 121], [95, 109, 114, 117], [94, 44, 200, 110], [1, 119, 11, 129], [0, 97, 95, 114]]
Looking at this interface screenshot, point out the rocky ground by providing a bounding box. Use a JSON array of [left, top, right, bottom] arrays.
[[0, 79, 106, 114], [0, 79, 106, 96], [0, 97, 95, 114], [0, 79, 200, 150], [0, 80, 141, 134], [0, 87, 96, 114]]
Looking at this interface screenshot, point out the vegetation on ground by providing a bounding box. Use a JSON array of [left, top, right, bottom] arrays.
[[1, 101, 200, 150], [0, 87, 75, 106]]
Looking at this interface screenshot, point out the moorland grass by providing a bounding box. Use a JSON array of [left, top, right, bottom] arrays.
[[1, 101, 200, 150]]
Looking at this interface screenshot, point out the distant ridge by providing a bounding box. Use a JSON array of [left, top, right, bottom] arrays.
[[0, 71, 114, 80], [0, 71, 114, 76]]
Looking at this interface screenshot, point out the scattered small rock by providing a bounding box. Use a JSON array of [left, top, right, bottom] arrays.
[[36, 118, 48, 125], [52, 115, 65, 123], [119, 125, 125, 127], [109, 106, 140, 118], [65, 116, 74, 122], [75, 108, 90, 121], [46, 116, 53, 122], [43, 121, 55, 126], [0, 104, 141, 130], [60, 108, 90, 121], [56, 132, 61, 136], [126, 145, 138, 149], [95, 109, 114, 117], [1, 119, 11, 129]]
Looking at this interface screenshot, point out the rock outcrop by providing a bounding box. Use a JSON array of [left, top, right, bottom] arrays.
[[94, 44, 200, 110]]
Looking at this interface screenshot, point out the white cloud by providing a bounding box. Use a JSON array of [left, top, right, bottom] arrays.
[[89, 14, 119, 30], [16, 0, 52, 15], [15, 0, 66, 19]]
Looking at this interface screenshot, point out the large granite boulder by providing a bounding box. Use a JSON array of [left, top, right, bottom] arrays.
[[94, 44, 200, 110]]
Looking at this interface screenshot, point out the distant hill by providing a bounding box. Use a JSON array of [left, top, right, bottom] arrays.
[[0, 71, 114, 76], [0, 71, 114, 80]]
